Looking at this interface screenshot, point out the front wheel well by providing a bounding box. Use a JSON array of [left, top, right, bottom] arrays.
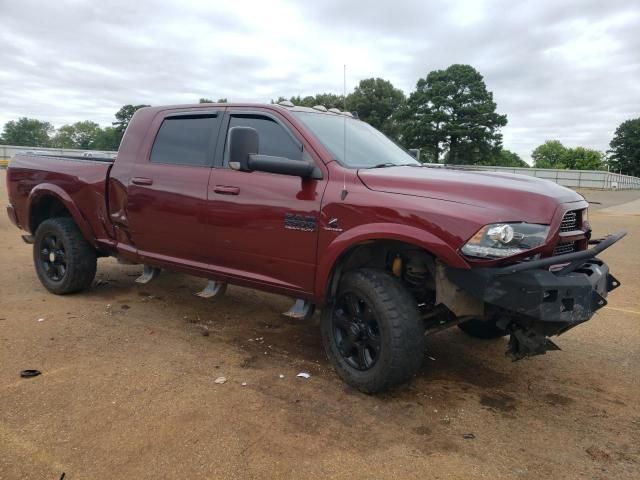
[[30, 195, 71, 233], [326, 240, 437, 305]]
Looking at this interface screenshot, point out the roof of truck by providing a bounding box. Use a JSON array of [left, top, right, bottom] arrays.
[[138, 102, 354, 117]]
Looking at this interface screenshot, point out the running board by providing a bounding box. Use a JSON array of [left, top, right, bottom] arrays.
[[283, 299, 315, 320], [195, 280, 227, 299], [135, 266, 161, 284]]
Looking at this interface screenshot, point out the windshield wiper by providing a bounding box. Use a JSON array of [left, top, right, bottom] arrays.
[[370, 162, 421, 169]]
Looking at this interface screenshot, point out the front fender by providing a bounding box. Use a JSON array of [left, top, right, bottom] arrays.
[[314, 222, 470, 303], [27, 184, 96, 244]]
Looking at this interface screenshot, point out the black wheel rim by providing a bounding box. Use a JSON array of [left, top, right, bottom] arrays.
[[39, 234, 67, 282], [332, 291, 381, 371]]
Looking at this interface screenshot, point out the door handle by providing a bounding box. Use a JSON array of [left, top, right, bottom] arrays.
[[132, 177, 153, 186], [213, 185, 240, 195]]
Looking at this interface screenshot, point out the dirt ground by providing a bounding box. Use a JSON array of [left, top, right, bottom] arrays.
[[1, 170, 639, 479]]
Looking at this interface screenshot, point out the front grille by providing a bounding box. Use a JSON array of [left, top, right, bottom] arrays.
[[560, 210, 578, 232], [553, 242, 576, 255]]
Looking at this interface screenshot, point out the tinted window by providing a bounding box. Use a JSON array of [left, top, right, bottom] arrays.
[[150, 115, 219, 166], [224, 115, 302, 165]]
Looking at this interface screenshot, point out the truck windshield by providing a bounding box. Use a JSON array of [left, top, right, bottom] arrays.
[[293, 111, 420, 169]]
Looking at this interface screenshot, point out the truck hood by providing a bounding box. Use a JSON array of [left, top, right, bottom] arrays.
[[357, 166, 584, 223]]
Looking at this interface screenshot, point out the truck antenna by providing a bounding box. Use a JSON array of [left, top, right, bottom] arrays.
[[341, 64, 348, 201]]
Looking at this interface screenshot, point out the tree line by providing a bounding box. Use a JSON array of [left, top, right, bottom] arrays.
[[0, 104, 149, 152], [1, 64, 638, 175]]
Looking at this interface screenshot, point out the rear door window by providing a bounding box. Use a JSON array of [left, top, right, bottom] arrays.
[[150, 115, 220, 166], [223, 115, 302, 165]]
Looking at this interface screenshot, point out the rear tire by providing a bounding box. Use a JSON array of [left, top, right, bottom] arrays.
[[321, 268, 425, 393], [458, 318, 507, 339], [33, 217, 97, 294]]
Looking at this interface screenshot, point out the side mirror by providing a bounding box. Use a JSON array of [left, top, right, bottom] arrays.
[[228, 126, 258, 171], [228, 125, 322, 179]]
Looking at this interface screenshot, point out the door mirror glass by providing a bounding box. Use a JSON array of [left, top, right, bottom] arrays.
[[228, 126, 258, 171]]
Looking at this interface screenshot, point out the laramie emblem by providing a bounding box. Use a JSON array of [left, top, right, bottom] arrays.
[[284, 213, 317, 232]]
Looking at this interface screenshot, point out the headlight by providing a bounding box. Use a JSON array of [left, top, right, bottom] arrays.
[[461, 223, 550, 259]]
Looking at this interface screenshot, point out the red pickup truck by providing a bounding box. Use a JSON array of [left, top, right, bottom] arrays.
[[5, 102, 625, 392]]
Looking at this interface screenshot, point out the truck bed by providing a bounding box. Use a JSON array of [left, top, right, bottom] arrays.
[[6, 153, 115, 248]]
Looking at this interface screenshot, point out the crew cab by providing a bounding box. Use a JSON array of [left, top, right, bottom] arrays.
[[5, 102, 625, 393]]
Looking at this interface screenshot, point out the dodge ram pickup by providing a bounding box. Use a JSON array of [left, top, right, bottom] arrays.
[[5, 102, 625, 393]]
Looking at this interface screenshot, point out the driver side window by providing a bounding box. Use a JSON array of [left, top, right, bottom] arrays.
[[223, 115, 302, 166]]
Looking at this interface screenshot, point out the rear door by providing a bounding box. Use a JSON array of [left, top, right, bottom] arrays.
[[125, 109, 223, 266], [206, 109, 327, 293]]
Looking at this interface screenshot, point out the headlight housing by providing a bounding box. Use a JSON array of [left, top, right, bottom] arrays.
[[461, 223, 550, 259]]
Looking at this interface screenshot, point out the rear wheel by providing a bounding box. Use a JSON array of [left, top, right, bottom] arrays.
[[321, 268, 425, 393], [458, 318, 507, 339], [33, 217, 97, 294]]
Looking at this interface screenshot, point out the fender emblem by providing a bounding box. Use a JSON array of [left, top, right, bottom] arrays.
[[323, 217, 343, 232]]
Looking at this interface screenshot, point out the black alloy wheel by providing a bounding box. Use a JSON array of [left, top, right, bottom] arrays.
[[39, 233, 67, 281], [332, 292, 381, 370]]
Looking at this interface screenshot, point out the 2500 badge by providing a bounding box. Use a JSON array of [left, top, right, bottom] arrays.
[[284, 213, 317, 232]]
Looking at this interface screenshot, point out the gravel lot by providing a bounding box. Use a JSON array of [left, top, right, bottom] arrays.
[[1, 170, 639, 479]]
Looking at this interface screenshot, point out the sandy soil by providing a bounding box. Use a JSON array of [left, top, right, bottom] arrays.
[[1, 171, 639, 479]]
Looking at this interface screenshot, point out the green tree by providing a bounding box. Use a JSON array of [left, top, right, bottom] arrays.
[[51, 121, 102, 150], [199, 98, 227, 103], [481, 149, 529, 167], [94, 126, 121, 151], [401, 64, 507, 164], [345, 78, 405, 139], [0, 117, 54, 147], [288, 94, 345, 109], [50, 124, 75, 148], [531, 140, 568, 168], [566, 147, 605, 170], [608, 117, 640, 176], [312, 93, 345, 109]]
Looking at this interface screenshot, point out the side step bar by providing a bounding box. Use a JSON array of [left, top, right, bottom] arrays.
[[135, 266, 161, 284], [195, 280, 227, 299], [283, 299, 315, 320]]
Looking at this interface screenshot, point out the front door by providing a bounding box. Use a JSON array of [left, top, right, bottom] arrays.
[[207, 110, 327, 294]]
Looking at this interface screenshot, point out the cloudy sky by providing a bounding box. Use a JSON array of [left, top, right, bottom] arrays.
[[1, 0, 638, 162]]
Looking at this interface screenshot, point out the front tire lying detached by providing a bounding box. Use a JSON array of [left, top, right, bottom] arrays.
[[33, 217, 97, 294], [321, 268, 425, 393]]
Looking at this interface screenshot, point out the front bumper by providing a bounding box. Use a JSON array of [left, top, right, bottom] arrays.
[[447, 231, 625, 334]]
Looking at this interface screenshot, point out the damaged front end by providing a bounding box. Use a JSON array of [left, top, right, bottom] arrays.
[[446, 231, 626, 360]]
